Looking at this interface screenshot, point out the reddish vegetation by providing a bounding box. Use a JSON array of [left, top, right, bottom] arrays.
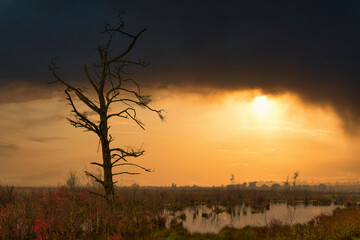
[[0, 186, 166, 239]]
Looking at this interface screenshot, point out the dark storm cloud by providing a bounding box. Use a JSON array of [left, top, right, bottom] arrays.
[[0, 0, 119, 83], [1, 0, 360, 133]]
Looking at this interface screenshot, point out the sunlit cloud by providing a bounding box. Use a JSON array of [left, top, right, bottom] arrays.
[[0, 87, 358, 186]]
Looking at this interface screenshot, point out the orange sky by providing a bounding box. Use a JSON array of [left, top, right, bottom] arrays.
[[2, 1, 360, 188], [0, 88, 359, 186]]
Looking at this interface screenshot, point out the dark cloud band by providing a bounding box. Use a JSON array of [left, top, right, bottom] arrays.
[[1, 0, 359, 134]]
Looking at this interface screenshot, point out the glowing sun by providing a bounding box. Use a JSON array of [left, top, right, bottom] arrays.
[[252, 96, 270, 119]]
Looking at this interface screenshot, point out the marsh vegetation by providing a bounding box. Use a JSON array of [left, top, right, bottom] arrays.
[[1, 181, 360, 239]]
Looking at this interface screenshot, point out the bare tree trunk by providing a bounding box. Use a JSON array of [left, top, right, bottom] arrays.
[[100, 115, 114, 204], [49, 16, 164, 205], [99, 56, 115, 204]]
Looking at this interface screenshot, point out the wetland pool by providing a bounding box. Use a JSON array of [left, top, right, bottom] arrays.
[[166, 202, 343, 233]]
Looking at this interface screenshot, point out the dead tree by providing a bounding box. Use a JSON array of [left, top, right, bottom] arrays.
[[292, 171, 300, 187], [48, 17, 164, 205]]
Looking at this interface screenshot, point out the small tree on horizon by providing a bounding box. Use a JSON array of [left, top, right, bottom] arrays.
[[49, 16, 164, 205], [293, 171, 300, 187]]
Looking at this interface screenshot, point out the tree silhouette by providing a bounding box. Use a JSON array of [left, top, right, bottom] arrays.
[[49, 16, 164, 204]]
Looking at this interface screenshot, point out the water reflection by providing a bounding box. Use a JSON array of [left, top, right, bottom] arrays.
[[166, 202, 342, 233]]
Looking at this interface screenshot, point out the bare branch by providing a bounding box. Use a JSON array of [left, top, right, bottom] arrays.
[[110, 147, 144, 154], [90, 162, 103, 167], [67, 118, 96, 133], [108, 28, 147, 64], [88, 190, 106, 199], [65, 90, 100, 135], [113, 162, 151, 172], [124, 109, 145, 130], [49, 59, 100, 114], [97, 45, 105, 60], [111, 147, 145, 166], [104, 31, 114, 57], [84, 64, 99, 92], [85, 171, 104, 185], [113, 98, 165, 121], [103, 108, 130, 122], [113, 172, 140, 176]]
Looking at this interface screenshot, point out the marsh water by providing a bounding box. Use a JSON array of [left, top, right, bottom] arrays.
[[167, 202, 342, 233]]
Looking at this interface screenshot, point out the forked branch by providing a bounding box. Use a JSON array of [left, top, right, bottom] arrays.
[[65, 90, 100, 135], [113, 162, 151, 172], [48, 59, 100, 114]]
